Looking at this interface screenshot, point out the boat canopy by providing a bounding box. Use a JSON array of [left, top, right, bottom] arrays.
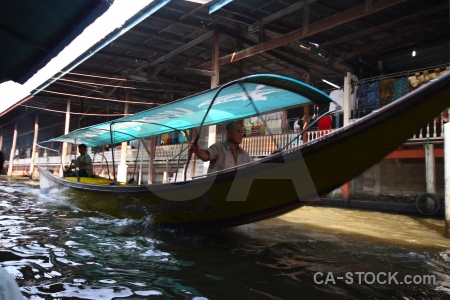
[[44, 74, 332, 147]]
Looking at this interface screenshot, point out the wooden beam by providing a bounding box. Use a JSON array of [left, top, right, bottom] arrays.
[[165, 65, 214, 77], [248, 0, 317, 32], [322, 3, 447, 47], [303, 4, 309, 35], [199, 0, 408, 69], [217, 25, 312, 73], [278, 46, 347, 75], [148, 30, 215, 67], [332, 19, 446, 64]]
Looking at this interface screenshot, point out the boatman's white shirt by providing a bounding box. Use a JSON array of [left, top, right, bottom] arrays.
[[206, 140, 252, 173]]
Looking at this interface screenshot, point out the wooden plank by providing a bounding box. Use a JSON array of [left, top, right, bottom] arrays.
[[148, 30, 214, 67], [247, 0, 317, 32]]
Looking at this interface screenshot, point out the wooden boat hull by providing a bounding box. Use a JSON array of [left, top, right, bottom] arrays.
[[39, 162, 315, 228], [303, 72, 450, 196], [39, 72, 450, 228]]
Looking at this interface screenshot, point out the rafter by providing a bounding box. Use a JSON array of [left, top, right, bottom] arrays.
[[322, 3, 448, 47], [147, 30, 215, 67], [247, 0, 318, 32], [333, 19, 448, 64], [198, 0, 408, 69]]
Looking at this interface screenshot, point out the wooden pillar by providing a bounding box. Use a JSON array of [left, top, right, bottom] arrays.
[[7, 122, 18, 176], [117, 101, 129, 182], [61, 100, 71, 176], [190, 128, 197, 178], [339, 79, 357, 202], [341, 182, 351, 207], [211, 30, 220, 89], [425, 143, 436, 194], [148, 136, 156, 184], [343, 72, 353, 127], [198, 29, 220, 177], [29, 113, 39, 178], [138, 141, 143, 185], [373, 163, 381, 196], [208, 29, 220, 148], [302, 73, 311, 142], [444, 123, 450, 238], [302, 105, 310, 142], [340, 71, 355, 202]]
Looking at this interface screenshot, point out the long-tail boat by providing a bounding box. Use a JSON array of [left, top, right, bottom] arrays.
[[38, 73, 450, 228]]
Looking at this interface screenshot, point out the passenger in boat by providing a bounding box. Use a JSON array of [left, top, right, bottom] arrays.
[[64, 144, 93, 177], [190, 121, 252, 173]]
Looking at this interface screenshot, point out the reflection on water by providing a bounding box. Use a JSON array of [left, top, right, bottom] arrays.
[[0, 177, 449, 299]]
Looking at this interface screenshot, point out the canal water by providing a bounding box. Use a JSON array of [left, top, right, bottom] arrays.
[[1, 177, 449, 300]]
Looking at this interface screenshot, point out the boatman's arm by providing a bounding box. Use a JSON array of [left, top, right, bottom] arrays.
[[190, 142, 210, 162], [66, 160, 75, 170]]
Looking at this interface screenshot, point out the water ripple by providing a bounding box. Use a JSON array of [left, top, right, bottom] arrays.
[[0, 178, 449, 299]]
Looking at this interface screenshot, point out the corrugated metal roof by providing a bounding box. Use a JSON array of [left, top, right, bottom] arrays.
[[0, 0, 112, 84]]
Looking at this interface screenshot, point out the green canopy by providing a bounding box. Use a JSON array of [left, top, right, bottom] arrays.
[[44, 74, 332, 147]]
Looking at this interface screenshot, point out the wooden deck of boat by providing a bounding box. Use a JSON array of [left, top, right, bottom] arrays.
[[64, 176, 117, 185]]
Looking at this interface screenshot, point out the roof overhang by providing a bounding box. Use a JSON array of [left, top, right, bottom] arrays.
[[0, 0, 112, 84]]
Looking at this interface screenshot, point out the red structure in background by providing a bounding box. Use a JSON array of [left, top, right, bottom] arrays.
[[318, 116, 332, 130]]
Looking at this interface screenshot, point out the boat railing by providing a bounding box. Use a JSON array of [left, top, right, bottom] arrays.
[[240, 131, 332, 156], [155, 144, 187, 161], [242, 133, 293, 156]]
